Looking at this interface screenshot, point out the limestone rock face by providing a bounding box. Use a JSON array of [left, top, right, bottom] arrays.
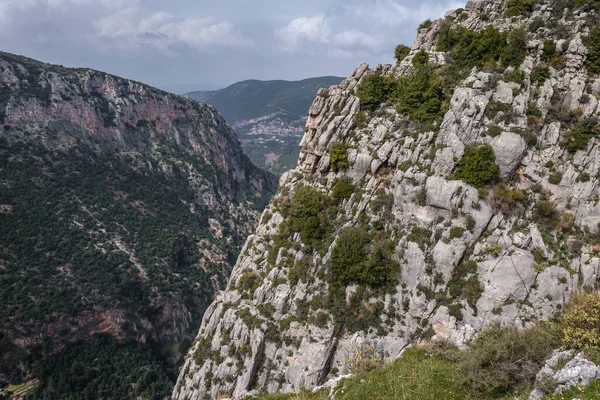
[[174, 1, 600, 398], [530, 350, 600, 399]]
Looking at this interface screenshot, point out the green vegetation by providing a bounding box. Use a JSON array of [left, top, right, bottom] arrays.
[[394, 44, 411, 64], [331, 177, 357, 202], [562, 292, 600, 350], [453, 144, 500, 188], [330, 227, 399, 289], [257, 323, 562, 400], [504, 0, 536, 17], [584, 25, 600, 74], [330, 143, 351, 171], [436, 24, 527, 70], [26, 335, 174, 400], [541, 40, 557, 62], [531, 64, 550, 85], [456, 322, 560, 397], [564, 118, 599, 153], [287, 185, 331, 249], [491, 184, 528, 215], [355, 73, 387, 112]]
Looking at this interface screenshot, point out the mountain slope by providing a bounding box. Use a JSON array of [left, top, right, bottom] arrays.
[[174, 0, 600, 398], [0, 52, 276, 398], [185, 77, 344, 175]]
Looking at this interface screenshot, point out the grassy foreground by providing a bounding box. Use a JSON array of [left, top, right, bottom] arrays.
[[257, 348, 466, 400]]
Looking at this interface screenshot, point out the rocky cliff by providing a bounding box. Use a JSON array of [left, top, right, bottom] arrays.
[[174, 0, 600, 398], [0, 52, 275, 396]]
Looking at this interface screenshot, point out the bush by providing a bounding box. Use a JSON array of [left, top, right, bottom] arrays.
[[288, 185, 330, 248], [330, 142, 350, 171], [505, 0, 536, 17], [394, 44, 411, 63], [541, 39, 557, 62], [562, 292, 600, 350], [584, 25, 600, 73], [419, 19, 433, 30], [332, 177, 356, 202], [457, 322, 560, 397], [436, 23, 526, 69], [531, 64, 550, 84], [564, 118, 599, 153], [487, 125, 502, 137], [391, 61, 444, 124], [329, 227, 398, 288], [356, 73, 387, 112], [534, 200, 560, 229], [453, 144, 500, 188], [548, 171, 562, 184], [491, 184, 528, 215], [344, 344, 383, 374], [412, 49, 429, 66], [449, 227, 465, 239]]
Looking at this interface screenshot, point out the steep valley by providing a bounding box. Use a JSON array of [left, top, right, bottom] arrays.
[[0, 52, 276, 398]]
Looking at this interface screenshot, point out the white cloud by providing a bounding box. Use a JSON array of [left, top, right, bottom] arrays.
[[333, 30, 380, 50], [355, 0, 464, 27], [94, 7, 252, 50], [275, 15, 331, 52]]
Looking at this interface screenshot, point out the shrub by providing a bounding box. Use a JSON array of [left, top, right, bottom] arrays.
[[548, 171, 562, 184], [332, 177, 356, 202], [562, 292, 600, 350], [356, 73, 387, 112], [505, 0, 536, 17], [391, 61, 444, 124], [453, 144, 501, 188], [330, 227, 397, 288], [485, 100, 513, 123], [449, 227, 465, 239], [584, 25, 600, 74], [419, 19, 433, 30], [541, 39, 557, 62], [412, 49, 429, 66], [487, 125, 502, 137], [564, 118, 599, 153], [437, 23, 526, 69], [345, 344, 384, 374], [531, 64, 550, 84], [394, 44, 411, 63], [527, 102, 542, 118], [534, 200, 560, 229], [457, 322, 560, 397], [406, 226, 432, 250], [491, 184, 527, 215], [503, 68, 525, 84], [288, 185, 330, 248], [330, 142, 350, 171]]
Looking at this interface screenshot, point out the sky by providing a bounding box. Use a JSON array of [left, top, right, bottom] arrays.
[[0, 0, 465, 93]]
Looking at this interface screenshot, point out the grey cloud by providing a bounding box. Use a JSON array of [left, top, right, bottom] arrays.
[[0, 0, 465, 90]]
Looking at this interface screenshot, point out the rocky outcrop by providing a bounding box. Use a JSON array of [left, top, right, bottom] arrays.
[[530, 350, 600, 399], [174, 1, 600, 398]]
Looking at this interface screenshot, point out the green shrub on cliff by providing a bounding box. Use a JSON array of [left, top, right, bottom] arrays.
[[453, 144, 500, 188], [288, 185, 331, 249], [356, 73, 387, 112]]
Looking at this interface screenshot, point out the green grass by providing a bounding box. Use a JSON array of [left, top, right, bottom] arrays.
[[257, 348, 466, 400], [546, 379, 600, 399]]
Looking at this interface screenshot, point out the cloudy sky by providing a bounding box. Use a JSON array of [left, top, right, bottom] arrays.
[[0, 0, 464, 93]]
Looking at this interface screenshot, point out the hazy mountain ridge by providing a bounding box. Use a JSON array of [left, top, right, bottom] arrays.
[[0, 51, 276, 398], [185, 77, 344, 175]]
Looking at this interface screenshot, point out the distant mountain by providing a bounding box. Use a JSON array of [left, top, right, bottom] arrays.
[[0, 52, 275, 399], [185, 77, 345, 175]]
